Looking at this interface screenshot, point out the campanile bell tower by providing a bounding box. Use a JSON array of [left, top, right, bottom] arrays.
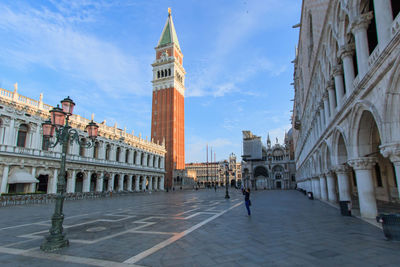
[[151, 8, 185, 190]]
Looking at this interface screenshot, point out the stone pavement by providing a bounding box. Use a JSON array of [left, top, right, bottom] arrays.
[[0, 189, 399, 266]]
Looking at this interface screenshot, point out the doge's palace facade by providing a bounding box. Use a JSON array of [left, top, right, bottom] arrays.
[[293, 0, 400, 218], [0, 84, 166, 195]]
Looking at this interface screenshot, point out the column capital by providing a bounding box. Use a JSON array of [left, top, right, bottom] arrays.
[[319, 174, 326, 179], [348, 157, 377, 170], [323, 91, 329, 100], [333, 164, 350, 174], [380, 143, 400, 163], [351, 12, 373, 33], [333, 65, 343, 76], [326, 80, 335, 91], [338, 44, 355, 59], [324, 170, 335, 177]]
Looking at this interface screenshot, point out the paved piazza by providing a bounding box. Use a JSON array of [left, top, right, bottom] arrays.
[[0, 190, 399, 266]]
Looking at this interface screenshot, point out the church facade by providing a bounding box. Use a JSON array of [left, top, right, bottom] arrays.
[[242, 131, 296, 190], [293, 0, 400, 219], [151, 9, 185, 190], [0, 84, 166, 195]]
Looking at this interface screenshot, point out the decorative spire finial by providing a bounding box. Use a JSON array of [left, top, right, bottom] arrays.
[[168, 7, 171, 16]]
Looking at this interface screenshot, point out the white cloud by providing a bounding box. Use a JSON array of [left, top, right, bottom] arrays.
[[0, 2, 148, 97]]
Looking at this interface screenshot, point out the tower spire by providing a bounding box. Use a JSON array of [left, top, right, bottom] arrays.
[[157, 8, 181, 50]]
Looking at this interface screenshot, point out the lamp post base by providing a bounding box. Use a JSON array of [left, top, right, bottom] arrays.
[[225, 192, 230, 199], [40, 234, 69, 252], [40, 206, 69, 252]]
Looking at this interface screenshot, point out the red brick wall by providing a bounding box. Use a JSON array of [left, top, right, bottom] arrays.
[[151, 87, 185, 189]]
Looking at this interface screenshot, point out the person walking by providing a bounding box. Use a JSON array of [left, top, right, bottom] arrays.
[[244, 188, 251, 216]]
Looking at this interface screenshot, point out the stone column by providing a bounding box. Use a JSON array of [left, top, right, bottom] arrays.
[[334, 164, 351, 201], [373, 0, 393, 48], [339, 44, 356, 93], [319, 175, 328, 201], [325, 171, 337, 202], [0, 165, 10, 194], [51, 169, 58, 194], [96, 173, 103, 192], [135, 176, 140, 192], [160, 176, 165, 190], [142, 176, 147, 191], [118, 175, 124, 191], [327, 81, 336, 116], [128, 150, 134, 164], [98, 142, 106, 160], [83, 171, 91, 192], [108, 174, 114, 191], [67, 170, 76, 193], [333, 65, 345, 106], [313, 177, 321, 199], [351, 13, 373, 77], [154, 177, 158, 190], [136, 152, 141, 166], [127, 175, 133, 191], [320, 103, 326, 128], [348, 157, 378, 219], [149, 176, 153, 191], [380, 144, 400, 199], [30, 167, 37, 193], [323, 93, 330, 122]]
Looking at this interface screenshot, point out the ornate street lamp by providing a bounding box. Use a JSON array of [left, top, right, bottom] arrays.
[[225, 163, 230, 199], [40, 97, 98, 252]]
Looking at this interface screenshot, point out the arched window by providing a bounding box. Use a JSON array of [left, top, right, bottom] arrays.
[[105, 144, 111, 160], [93, 142, 99, 159], [116, 147, 121, 162], [168, 68, 171, 76], [157, 71, 160, 78], [79, 138, 86, 157], [366, 0, 378, 54], [147, 154, 150, 166], [308, 12, 314, 65], [125, 149, 129, 163], [133, 151, 137, 164], [141, 153, 144, 165], [161, 70, 164, 77], [392, 0, 400, 19], [17, 124, 28, 147]]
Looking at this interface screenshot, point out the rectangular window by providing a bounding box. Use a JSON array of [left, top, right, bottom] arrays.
[[17, 131, 27, 147]]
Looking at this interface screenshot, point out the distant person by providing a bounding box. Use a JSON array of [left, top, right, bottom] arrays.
[[243, 188, 251, 216]]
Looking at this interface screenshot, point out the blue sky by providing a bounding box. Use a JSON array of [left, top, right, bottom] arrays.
[[0, 0, 301, 163]]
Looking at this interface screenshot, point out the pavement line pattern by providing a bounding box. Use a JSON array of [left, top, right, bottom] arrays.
[[123, 201, 242, 264], [0, 246, 144, 267]]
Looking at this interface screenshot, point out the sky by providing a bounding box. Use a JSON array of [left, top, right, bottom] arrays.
[[0, 0, 301, 163]]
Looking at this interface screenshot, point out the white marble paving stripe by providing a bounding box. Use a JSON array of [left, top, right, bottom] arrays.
[[0, 246, 144, 267], [123, 201, 242, 264], [0, 212, 101, 231], [128, 230, 178, 235], [175, 207, 199, 216]]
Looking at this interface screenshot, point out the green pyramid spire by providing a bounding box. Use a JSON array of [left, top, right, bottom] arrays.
[[157, 9, 181, 50]]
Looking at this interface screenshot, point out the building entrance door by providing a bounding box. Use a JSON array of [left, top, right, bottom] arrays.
[[276, 181, 282, 189]]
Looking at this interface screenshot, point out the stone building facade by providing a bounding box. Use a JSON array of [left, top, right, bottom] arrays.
[[242, 131, 296, 190], [0, 85, 166, 195], [293, 0, 400, 219], [185, 153, 242, 187]]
